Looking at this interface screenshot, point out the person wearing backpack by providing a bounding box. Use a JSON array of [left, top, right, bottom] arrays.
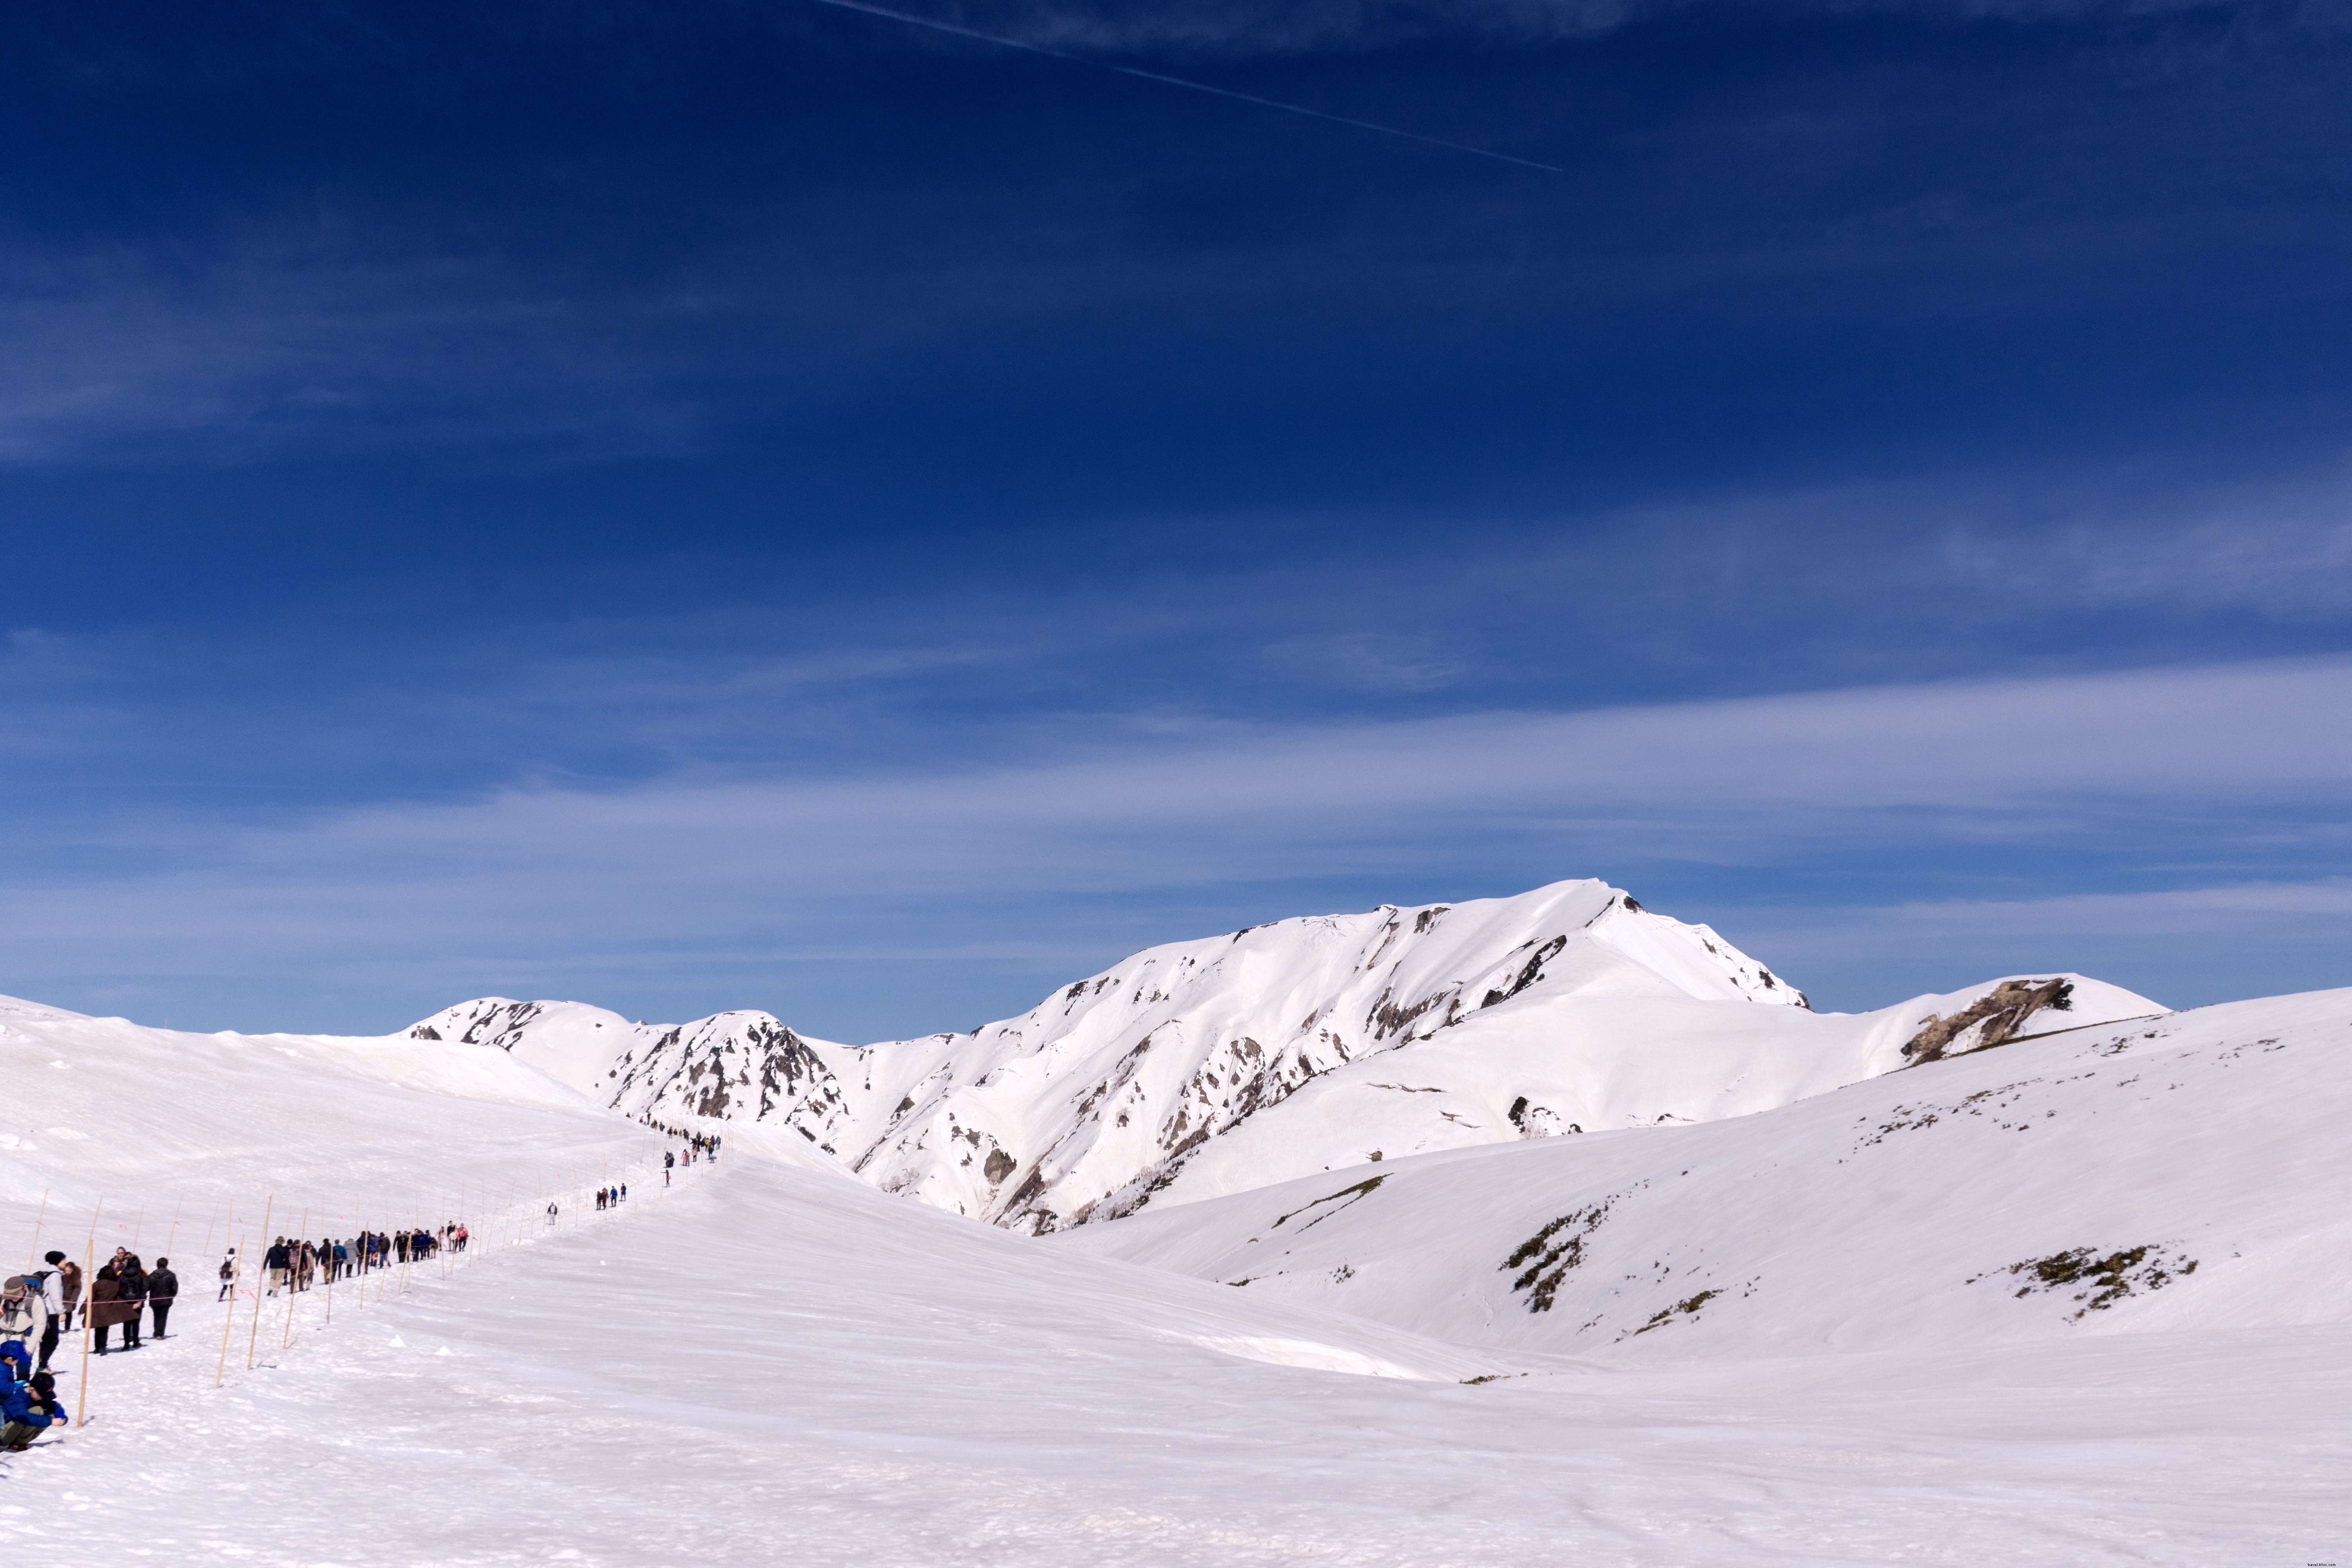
[[0, 1277, 45, 1372]]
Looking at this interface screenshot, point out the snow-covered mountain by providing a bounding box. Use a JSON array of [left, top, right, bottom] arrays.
[[401, 878, 2161, 1232], [1, 958, 2340, 1564]]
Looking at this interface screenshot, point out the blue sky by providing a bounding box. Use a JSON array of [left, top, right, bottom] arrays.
[[4, 0, 2350, 1038]]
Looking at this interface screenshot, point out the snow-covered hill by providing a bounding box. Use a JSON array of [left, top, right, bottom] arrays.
[[1, 965, 2342, 1563], [405, 879, 2161, 1232], [1053, 988, 2352, 1357]]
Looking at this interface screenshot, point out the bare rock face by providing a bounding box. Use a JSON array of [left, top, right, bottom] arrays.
[[610, 1012, 853, 1146], [1901, 978, 2075, 1065]]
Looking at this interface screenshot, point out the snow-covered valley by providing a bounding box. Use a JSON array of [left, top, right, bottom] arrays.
[[1, 882, 2343, 1563]]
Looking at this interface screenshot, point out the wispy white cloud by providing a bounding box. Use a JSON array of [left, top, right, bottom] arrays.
[[5, 657, 2346, 965]]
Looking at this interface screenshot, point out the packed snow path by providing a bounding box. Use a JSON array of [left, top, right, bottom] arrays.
[[6, 1154, 2345, 1565]]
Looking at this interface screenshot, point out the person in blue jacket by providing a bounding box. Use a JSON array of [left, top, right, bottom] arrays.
[[1, 1342, 57, 1450]]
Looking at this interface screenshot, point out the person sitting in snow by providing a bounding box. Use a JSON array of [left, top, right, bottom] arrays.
[[1, 1342, 58, 1450]]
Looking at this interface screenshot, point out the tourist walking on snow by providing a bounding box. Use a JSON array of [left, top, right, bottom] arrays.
[[89, 1262, 132, 1354], [50, 1251, 81, 1334], [264, 1236, 291, 1296], [116, 1252, 148, 1350], [147, 1257, 178, 1338], [0, 1276, 46, 1373], [34, 1255, 68, 1368], [218, 1248, 237, 1300]]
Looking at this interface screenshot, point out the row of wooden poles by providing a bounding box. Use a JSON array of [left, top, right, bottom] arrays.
[[18, 1152, 663, 1428]]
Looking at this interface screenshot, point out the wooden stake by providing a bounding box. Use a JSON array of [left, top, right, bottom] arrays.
[[245, 1196, 273, 1370], [165, 1198, 183, 1264], [214, 1236, 243, 1388], [74, 1238, 94, 1427]]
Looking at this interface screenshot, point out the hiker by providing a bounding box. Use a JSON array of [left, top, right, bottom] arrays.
[[664, 1151, 674, 1187], [0, 1343, 56, 1450], [49, 1252, 81, 1336], [147, 1258, 179, 1339], [618, 1183, 627, 1203], [264, 1237, 291, 1296], [219, 1249, 238, 1300], [116, 1253, 148, 1350], [88, 1263, 131, 1354], [545, 1201, 558, 1227], [33, 1257, 67, 1370], [0, 1277, 45, 1374]]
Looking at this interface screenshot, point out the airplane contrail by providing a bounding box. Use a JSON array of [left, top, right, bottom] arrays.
[[800, 0, 1566, 175]]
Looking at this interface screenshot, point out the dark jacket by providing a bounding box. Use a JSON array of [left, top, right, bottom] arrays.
[[147, 1268, 179, 1302], [56, 1261, 82, 1307], [89, 1268, 136, 1329]]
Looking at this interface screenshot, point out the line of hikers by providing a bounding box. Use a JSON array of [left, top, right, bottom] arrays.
[[251, 1223, 472, 1298], [593, 1185, 628, 1210]]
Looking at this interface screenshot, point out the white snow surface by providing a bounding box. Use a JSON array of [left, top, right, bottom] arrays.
[[0, 975, 2346, 1563], [401, 880, 2161, 1232]]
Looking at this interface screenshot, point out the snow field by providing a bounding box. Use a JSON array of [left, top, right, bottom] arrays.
[[1055, 989, 2352, 1357]]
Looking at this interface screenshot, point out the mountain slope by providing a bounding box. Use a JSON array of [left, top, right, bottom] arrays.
[[399, 878, 2160, 1233], [1052, 987, 2352, 1357], [9, 982, 2342, 1566]]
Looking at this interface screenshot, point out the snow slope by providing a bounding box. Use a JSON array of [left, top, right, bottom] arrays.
[[1, 982, 2344, 1564], [1054, 988, 2352, 1357], [403, 880, 2161, 1232]]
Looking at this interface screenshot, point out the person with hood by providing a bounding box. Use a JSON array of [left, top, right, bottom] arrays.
[[0, 1342, 56, 1450], [146, 1257, 179, 1338]]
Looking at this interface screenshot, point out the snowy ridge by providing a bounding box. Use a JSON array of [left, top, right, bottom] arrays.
[[396, 879, 2160, 1233], [406, 997, 855, 1147]]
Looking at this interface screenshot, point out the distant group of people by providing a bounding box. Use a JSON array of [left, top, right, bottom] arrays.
[[252, 1223, 470, 1298], [5, 1135, 691, 1454]]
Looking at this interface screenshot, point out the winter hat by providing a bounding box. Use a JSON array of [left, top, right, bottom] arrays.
[[1, 1277, 24, 1296]]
